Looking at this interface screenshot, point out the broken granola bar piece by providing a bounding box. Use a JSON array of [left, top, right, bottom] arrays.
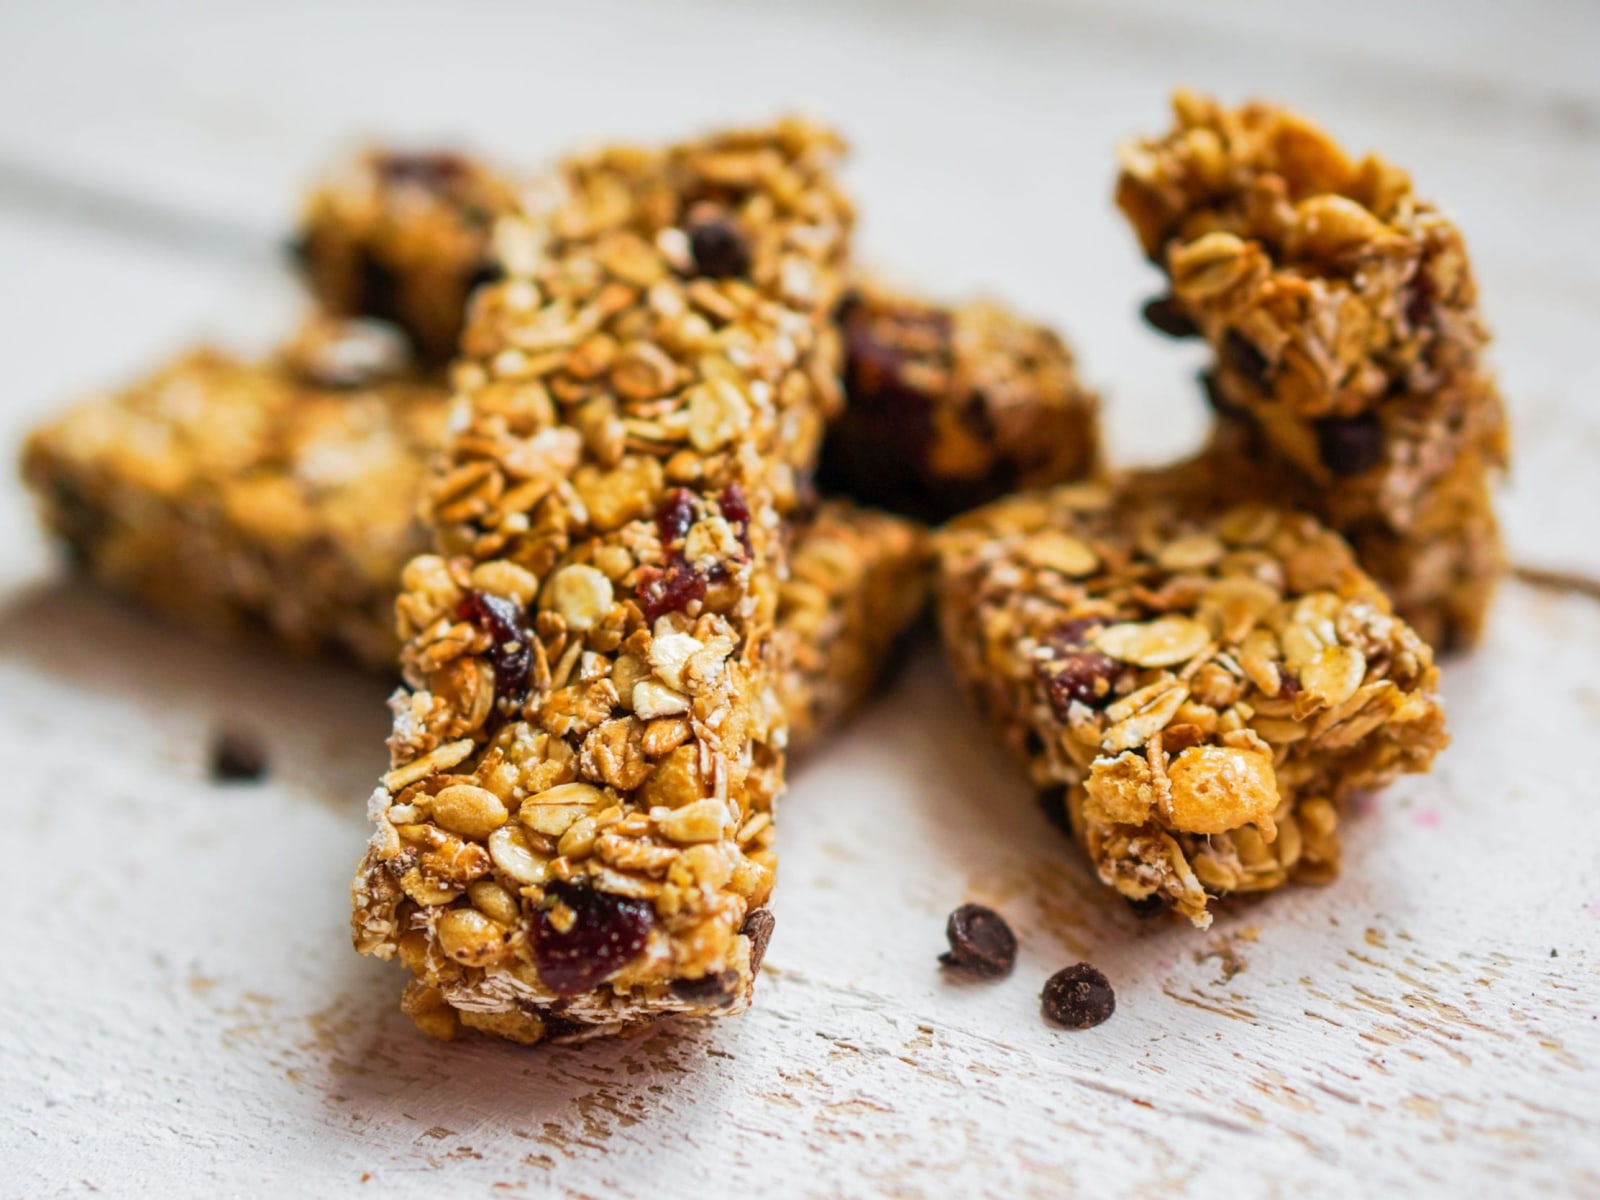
[[1117, 90, 1507, 646], [351, 119, 856, 1043], [934, 474, 1447, 927], [291, 148, 519, 361], [776, 500, 928, 755], [19, 321, 443, 668], [820, 281, 1101, 522]]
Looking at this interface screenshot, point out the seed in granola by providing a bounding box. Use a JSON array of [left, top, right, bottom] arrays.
[[1142, 295, 1198, 338], [1041, 963, 1115, 1029], [1313, 413, 1386, 477], [1221, 330, 1268, 385], [530, 880, 654, 995], [209, 727, 267, 783], [939, 903, 1017, 978], [457, 589, 533, 709], [741, 907, 776, 976], [688, 216, 751, 279]]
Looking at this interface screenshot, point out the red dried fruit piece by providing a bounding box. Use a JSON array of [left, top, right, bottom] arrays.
[[530, 881, 655, 995], [719, 481, 753, 556], [457, 589, 533, 709], [1038, 651, 1118, 717], [637, 563, 709, 625], [655, 488, 697, 549]]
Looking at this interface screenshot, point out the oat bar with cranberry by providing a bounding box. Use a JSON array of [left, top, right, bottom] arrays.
[[1117, 91, 1507, 647], [819, 281, 1101, 522], [292, 148, 520, 362], [934, 474, 1447, 927], [350, 119, 854, 1043], [20, 318, 442, 668]]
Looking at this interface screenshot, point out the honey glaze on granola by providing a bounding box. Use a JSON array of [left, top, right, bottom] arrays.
[[350, 119, 854, 1043]]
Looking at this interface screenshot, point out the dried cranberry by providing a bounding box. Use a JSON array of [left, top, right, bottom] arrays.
[[1222, 331, 1269, 385], [939, 904, 1017, 978], [1042, 962, 1116, 1029], [1313, 413, 1385, 477], [1038, 651, 1118, 717], [456, 589, 533, 709], [531, 881, 655, 995], [719, 482, 753, 556], [1405, 269, 1435, 333], [742, 908, 776, 976], [1277, 669, 1303, 700], [1142, 295, 1198, 338], [1050, 618, 1103, 647], [688, 217, 751, 279], [637, 563, 708, 624], [655, 488, 697, 549]]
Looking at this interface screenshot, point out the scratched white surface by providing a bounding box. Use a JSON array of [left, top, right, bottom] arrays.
[[3, 2, 1598, 1197]]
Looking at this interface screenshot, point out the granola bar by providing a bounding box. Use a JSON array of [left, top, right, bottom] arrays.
[[819, 281, 1101, 522], [291, 148, 519, 362], [351, 119, 855, 1043], [1117, 91, 1507, 648], [19, 318, 441, 669], [21, 322, 925, 745], [934, 473, 1448, 927]]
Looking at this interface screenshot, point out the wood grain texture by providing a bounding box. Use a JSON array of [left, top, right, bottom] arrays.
[[1, 2, 1597, 1195]]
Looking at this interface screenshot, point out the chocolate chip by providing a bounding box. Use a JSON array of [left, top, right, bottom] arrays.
[[688, 217, 751, 279], [1036, 787, 1074, 838], [210, 728, 268, 783], [1142, 295, 1198, 338], [670, 970, 742, 1006], [939, 904, 1017, 978], [741, 908, 776, 976], [1313, 413, 1386, 477], [1042, 963, 1116, 1029], [1124, 894, 1168, 920], [1221, 330, 1269, 385]]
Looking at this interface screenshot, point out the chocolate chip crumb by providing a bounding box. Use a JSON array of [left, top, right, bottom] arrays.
[[1313, 413, 1386, 477], [210, 728, 268, 783], [1042, 962, 1115, 1029], [1142, 295, 1198, 338], [741, 908, 776, 976], [1125, 894, 1168, 920], [688, 217, 751, 279], [939, 904, 1017, 978]]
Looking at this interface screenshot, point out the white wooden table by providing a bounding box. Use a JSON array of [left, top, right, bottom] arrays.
[[4, 2, 1598, 1195]]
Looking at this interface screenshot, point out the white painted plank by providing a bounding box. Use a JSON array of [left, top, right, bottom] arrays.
[[0, 4, 1598, 1195]]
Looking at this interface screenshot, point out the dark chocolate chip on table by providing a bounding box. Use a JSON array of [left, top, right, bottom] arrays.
[[939, 903, 1017, 978], [1042, 962, 1116, 1029], [210, 728, 268, 783]]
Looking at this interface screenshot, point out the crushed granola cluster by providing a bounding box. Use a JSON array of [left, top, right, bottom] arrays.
[[820, 281, 1101, 522], [351, 119, 857, 1042], [935, 472, 1447, 926], [1118, 90, 1507, 648]]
